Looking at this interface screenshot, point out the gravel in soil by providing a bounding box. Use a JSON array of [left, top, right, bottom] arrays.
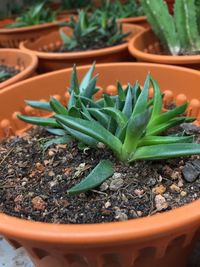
[[0, 125, 200, 224], [0, 64, 19, 83]]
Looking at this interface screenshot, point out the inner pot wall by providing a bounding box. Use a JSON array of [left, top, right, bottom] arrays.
[[0, 63, 200, 267]]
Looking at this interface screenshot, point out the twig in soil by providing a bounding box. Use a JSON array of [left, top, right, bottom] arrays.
[[0, 147, 14, 166], [91, 189, 108, 196]]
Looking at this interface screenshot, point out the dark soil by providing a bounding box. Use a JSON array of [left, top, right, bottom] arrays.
[[0, 65, 19, 83], [54, 40, 125, 53], [0, 125, 200, 224]]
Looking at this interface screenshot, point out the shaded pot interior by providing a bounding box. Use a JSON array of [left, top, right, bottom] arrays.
[[0, 63, 200, 267], [0, 49, 38, 89]]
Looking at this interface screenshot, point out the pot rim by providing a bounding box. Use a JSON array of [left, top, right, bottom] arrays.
[[128, 28, 200, 64], [0, 62, 200, 244], [0, 18, 65, 34], [118, 15, 146, 23], [0, 48, 38, 89], [19, 24, 144, 59]]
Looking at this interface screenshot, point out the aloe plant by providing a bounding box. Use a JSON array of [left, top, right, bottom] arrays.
[[6, 2, 57, 28], [95, 0, 143, 19], [59, 10, 129, 52], [18, 63, 200, 195], [141, 0, 200, 55]]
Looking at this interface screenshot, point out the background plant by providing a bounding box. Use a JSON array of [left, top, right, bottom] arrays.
[[6, 2, 57, 28], [141, 0, 200, 55], [59, 10, 129, 51], [94, 0, 143, 19], [18, 64, 200, 195], [61, 0, 91, 10]]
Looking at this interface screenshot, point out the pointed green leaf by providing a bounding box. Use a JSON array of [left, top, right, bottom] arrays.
[[138, 135, 194, 147], [101, 107, 128, 127], [55, 115, 122, 155], [26, 100, 52, 112], [68, 160, 114, 195], [131, 143, 200, 161], [79, 62, 95, 93], [58, 122, 98, 147], [50, 97, 68, 115], [87, 108, 109, 128], [46, 128, 66, 136], [122, 85, 133, 118], [69, 65, 79, 94], [17, 114, 59, 127]]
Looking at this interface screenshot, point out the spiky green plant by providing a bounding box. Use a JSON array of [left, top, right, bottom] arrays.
[[95, 0, 143, 19], [59, 10, 129, 52], [141, 0, 200, 55], [18, 63, 200, 195], [0, 70, 14, 82], [6, 2, 57, 28]]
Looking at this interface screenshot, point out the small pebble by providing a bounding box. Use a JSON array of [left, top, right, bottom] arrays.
[[152, 184, 166, 195], [134, 189, 145, 197], [155, 194, 168, 211], [182, 163, 200, 182], [170, 184, 181, 193], [180, 191, 187, 197], [32, 196, 46, 211], [104, 201, 111, 208], [100, 182, 109, 191], [110, 178, 124, 191]]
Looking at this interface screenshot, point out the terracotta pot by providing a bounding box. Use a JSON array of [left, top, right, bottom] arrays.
[[0, 16, 71, 49], [128, 29, 200, 70], [0, 62, 200, 267], [0, 49, 38, 90], [118, 16, 148, 28], [20, 23, 144, 73]]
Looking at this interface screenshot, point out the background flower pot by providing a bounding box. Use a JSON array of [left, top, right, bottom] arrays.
[[0, 62, 200, 267], [20, 23, 144, 73], [0, 16, 71, 49], [128, 29, 200, 70], [118, 16, 148, 28], [0, 49, 38, 90]]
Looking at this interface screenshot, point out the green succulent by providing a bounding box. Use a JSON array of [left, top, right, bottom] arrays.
[[59, 10, 129, 52], [18, 63, 200, 195], [0, 70, 14, 82], [6, 2, 57, 28], [95, 0, 143, 19], [141, 0, 200, 55]]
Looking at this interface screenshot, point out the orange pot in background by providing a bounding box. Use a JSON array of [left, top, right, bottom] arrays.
[[0, 63, 200, 267], [128, 29, 200, 70], [118, 16, 148, 28], [0, 15, 71, 49], [20, 24, 144, 73], [0, 49, 38, 90]]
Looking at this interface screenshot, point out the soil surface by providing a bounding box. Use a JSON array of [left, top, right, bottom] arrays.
[[0, 65, 19, 83], [0, 125, 200, 224], [55, 40, 126, 53]]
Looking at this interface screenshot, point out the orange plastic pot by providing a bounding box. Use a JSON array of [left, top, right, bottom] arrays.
[[0, 49, 38, 90], [0, 16, 71, 49], [118, 16, 148, 28], [128, 29, 200, 70], [20, 24, 144, 73], [0, 62, 200, 267]]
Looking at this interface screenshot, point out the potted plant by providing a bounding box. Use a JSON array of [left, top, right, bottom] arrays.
[[128, 0, 200, 70], [20, 10, 144, 73], [0, 49, 38, 90], [0, 62, 200, 267], [93, 0, 148, 28], [0, 2, 71, 48]]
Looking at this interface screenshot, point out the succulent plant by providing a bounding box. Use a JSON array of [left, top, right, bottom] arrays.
[[141, 0, 200, 55], [6, 2, 57, 28], [0, 70, 13, 82], [18, 63, 200, 195], [59, 10, 129, 52], [95, 0, 143, 19]]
